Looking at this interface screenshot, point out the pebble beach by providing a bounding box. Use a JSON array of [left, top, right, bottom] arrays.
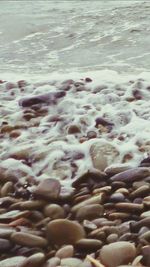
[[0, 1, 150, 267]]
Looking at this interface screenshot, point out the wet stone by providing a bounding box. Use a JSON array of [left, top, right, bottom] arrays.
[[44, 204, 65, 219], [71, 194, 104, 213], [33, 178, 61, 200], [0, 256, 26, 267], [0, 210, 30, 222], [75, 204, 103, 221], [90, 141, 119, 171], [99, 241, 136, 267], [47, 219, 85, 245], [18, 253, 45, 267], [0, 238, 12, 252], [46, 257, 61, 267], [61, 257, 83, 267], [55, 245, 74, 259], [11, 232, 48, 248], [110, 167, 150, 183], [76, 238, 102, 251]]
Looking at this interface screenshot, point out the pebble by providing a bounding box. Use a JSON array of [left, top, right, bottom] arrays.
[[44, 204, 65, 219], [47, 257, 60, 267], [11, 232, 48, 247], [34, 178, 61, 200], [0, 256, 26, 267], [76, 238, 102, 251], [75, 204, 103, 221], [55, 245, 74, 259], [0, 225, 16, 238], [61, 257, 83, 267], [110, 167, 150, 182], [99, 241, 136, 267], [90, 141, 119, 171], [18, 253, 45, 267], [1, 181, 14, 197], [71, 194, 104, 213], [141, 245, 150, 266], [0, 238, 12, 252], [0, 210, 30, 222], [47, 219, 85, 245]]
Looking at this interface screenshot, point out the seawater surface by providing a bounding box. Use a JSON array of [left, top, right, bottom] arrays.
[[0, 0, 150, 74]]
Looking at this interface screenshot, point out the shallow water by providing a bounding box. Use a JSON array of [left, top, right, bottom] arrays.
[[0, 0, 150, 74]]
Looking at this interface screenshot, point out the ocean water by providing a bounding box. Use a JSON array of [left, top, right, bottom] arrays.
[[0, 0, 150, 75]]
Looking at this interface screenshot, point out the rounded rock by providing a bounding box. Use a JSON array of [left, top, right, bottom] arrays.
[[61, 257, 83, 267], [0, 238, 12, 252], [34, 178, 61, 200], [44, 204, 65, 219], [0, 256, 26, 267], [18, 253, 45, 267], [55, 245, 74, 259], [76, 238, 102, 251], [75, 204, 103, 221], [11, 232, 48, 248], [100, 241, 136, 267], [47, 219, 85, 245]]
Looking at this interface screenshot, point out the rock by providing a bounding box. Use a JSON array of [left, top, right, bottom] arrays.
[[19, 91, 66, 107], [76, 238, 102, 251], [11, 232, 48, 248], [47, 257, 60, 267], [67, 124, 81, 134], [44, 204, 65, 219], [141, 245, 150, 266], [0, 210, 30, 222], [75, 204, 103, 221], [47, 219, 85, 245], [34, 178, 61, 200], [110, 167, 150, 183], [0, 256, 26, 267], [61, 258, 83, 267], [71, 194, 104, 213], [55, 245, 74, 259], [99, 241, 136, 267], [1, 181, 14, 197], [0, 238, 12, 252], [90, 141, 119, 171], [141, 211, 150, 218], [0, 225, 16, 238], [18, 253, 45, 267], [72, 168, 106, 188]]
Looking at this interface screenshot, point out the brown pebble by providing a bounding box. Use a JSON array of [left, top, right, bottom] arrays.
[[0, 210, 30, 222], [0, 238, 12, 252], [107, 233, 118, 243], [76, 238, 102, 251], [44, 204, 65, 219], [99, 241, 136, 267], [47, 257, 61, 267], [67, 125, 81, 134], [1, 181, 14, 197], [34, 178, 61, 200], [55, 245, 74, 259], [141, 245, 150, 266], [18, 253, 45, 267], [61, 257, 83, 267], [71, 194, 104, 213], [47, 219, 85, 245], [110, 167, 150, 182], [115, 202, 144, 212], [11, 232, 48, 248], [75, 204, 103, 221], [0, 256, 26, 267]]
